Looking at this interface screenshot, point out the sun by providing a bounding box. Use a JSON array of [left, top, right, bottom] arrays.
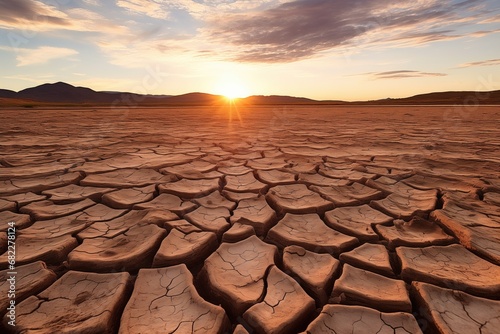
[[216, 77, 249, 100], [224, 87, 245, 100]]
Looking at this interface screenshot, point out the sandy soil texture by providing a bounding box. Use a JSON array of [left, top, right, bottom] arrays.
[[0, 105, 499, 333]]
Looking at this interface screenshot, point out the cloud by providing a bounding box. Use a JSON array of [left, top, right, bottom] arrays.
[[167, 0, 293, 18], [82, 0, 100, 5], [0, 0, 70, 29], [116, 0, 169, 19], [0, 0, 129, 37], [205, 0, 490, 62], [459, 58, 500, 67], [15, 46, 78, 66], [356, 70, 447, 80], [479, 14, 500, 24]]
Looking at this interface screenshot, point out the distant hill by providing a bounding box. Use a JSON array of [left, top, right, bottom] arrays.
[[0, 89, 18, 99], [241, 95, 317, 105], [1, 82, 499, 106], [155, 92, 225, 105], [355, 90, 500, 105], [15, 82, 144, 104]]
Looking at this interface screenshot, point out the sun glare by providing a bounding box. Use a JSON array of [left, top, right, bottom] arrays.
[[216, 77, 249, 100]]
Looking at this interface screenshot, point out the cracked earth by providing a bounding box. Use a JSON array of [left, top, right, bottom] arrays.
[[1, 105, 499, 333]]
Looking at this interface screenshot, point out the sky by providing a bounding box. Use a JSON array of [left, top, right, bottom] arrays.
[[0, 0, 499, 101]]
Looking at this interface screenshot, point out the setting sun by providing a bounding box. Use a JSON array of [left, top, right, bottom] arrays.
[[215, 76, 250, 100]]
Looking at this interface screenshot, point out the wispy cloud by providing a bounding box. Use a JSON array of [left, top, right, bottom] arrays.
[[0, 0, 129, 37], [116, 0, 169, 19], [15, 46, 78, 66], [167, 0, 293, 18], [0, 0, 70, 30], [356, 70, 448, 80], [204, 0, 491, 62], [459, 58, 500, 68], [82, 0, 100, 6], [479, 15, 500, 24]]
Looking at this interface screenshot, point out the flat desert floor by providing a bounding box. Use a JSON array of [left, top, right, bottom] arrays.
[[1, 105, 500, 333]]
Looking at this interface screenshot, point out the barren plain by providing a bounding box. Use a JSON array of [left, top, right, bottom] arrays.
[[1, 105, 499, 333]]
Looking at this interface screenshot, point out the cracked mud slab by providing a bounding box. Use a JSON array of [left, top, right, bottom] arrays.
[[225, 172, 267, 193], [339, 243, 395, 277], [367, 176, 427, 196], [152, 229, 217, 267], [0, 199, 15, 212], [222, 190, 258, 202], [319, 167, 377, 182], [164, 219, 202, 234], [332, 264, 412, 313], [222, 223, 256, 243], [0, 261, 57, 315], [77, 209, 175, 239], [0, 234, 77, 268], [19, 214, 94, 239], [132, 193, 196, 215], [0, 211, 31, 230], [310, 182, 383, 207], [267, 213, 359, 255], [267, 184, 333, 214], [101, 184, 156, 209], [0, 172, 82, 196], [68, 224, 167, 272], [302, 304, 422, 334], [162, 160, 222, 179], [431, 201, 500, 265], [218, 165, 253, 176], [256, 170, 296, 185], [200, 236, 278, 316], [370, 190, 438, 219], [0, 162, 74, 180], [402, 174, 478, 193], [230, 197, 276, 236], [412, 281, 500, 334], [74, 153, 194, 173], [184, 206, 231, 237], [246, 157, 289, 171], [19, 198, 95, 221], [298, 173, 350, 187], [2, 271, 131, 334], [119, 265, 229, 334], [159, 178, 220, 198], [42, 184, 114, 203], [193, 191, 236, 210], [283, 245, 339, 305], [376, 216, 455, 250], [441, 191, 500, 217], [397, 244, 500, 297], [243, 265, 315, 334], [324, 204, 392, 241], [1, 192, 46, 208], [81, 168, 176, 188]]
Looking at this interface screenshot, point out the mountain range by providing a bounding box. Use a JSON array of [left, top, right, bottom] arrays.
[[1, 82, 499, 107]]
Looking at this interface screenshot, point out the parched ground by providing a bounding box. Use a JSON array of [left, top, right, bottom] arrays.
[[1, 105, 500, 334]]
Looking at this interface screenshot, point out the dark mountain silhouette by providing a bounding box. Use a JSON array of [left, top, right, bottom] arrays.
[[0, 89, 18, 99], [355, 90, 500, 105], [15, 82, 142, 104], [159, 92, 225, 105], [1, 82, 499, 106], [241, 95, 317, 105]]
